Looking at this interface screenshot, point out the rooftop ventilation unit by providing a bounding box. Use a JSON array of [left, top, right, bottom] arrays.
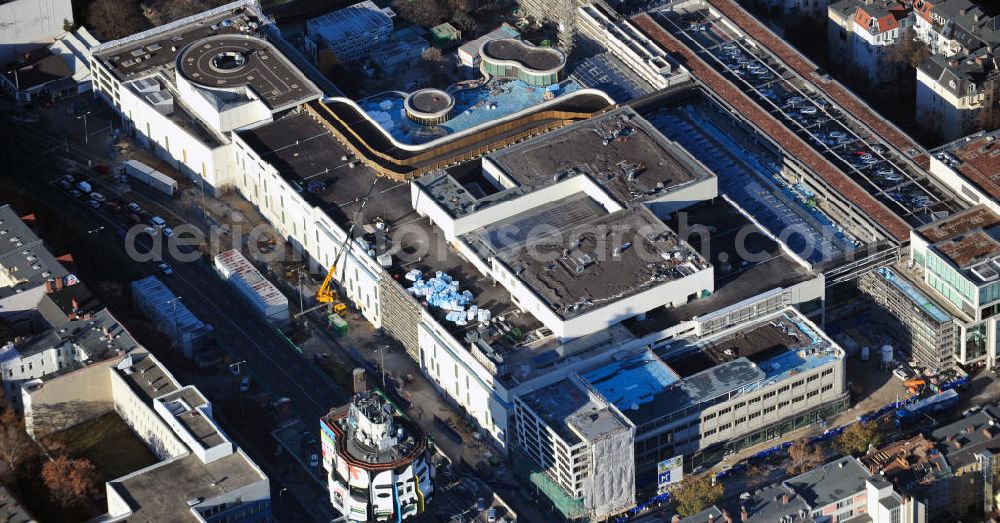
[[145, 90, 175, 116], [131, 77, 160, 93], [972, 262, 998, 282]]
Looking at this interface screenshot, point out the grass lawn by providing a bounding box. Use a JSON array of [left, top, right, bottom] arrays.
[[51, 413, 159, 482]]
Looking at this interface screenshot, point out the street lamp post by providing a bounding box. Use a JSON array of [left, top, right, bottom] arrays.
[[77, 111, 91, 145]]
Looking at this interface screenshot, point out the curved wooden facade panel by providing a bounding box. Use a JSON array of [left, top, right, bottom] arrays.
[[306, 92, 615, 180]]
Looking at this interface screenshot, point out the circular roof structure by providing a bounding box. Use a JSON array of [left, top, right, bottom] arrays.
[[404, 88, 455, 122], [175, 33, 320, 111], [480, 38, 566, 74]]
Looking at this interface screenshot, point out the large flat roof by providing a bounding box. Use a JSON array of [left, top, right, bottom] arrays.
[[110, 450, 264, 522], [93, 5, 319, 111], [467, 202, 709, 320], [93, 7, 256, 81], [784, 457, 870, 508], [626, 199, 815, 335], [488, 107, 713, 207], [916, 205, 1000, 273], [238, 111, 536, 337]]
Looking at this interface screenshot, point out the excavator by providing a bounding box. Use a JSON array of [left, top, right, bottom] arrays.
[[904, 378, 926, 395]]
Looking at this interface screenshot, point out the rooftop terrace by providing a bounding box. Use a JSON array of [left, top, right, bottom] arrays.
[[358, 78, 581, 145], [481, 39, 566, 72]]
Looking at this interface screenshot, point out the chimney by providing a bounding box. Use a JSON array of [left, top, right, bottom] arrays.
[[723, 509, 733, 523], [45, 279, 54, 293], [353, 367, 367, 394], [54, 277, 64, 290], [671, 517, 681, 523], [949, 59, 960, 68], [741, 505, 749, 521], [983, 428, 993, 438], [782, 493, 790, 505], [71, 297, 80, 312], [707, 515, 714, 523], [955, 440, 963, 449]]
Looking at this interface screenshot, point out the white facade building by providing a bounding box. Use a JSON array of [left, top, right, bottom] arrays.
[[88, 0, 322, 194]]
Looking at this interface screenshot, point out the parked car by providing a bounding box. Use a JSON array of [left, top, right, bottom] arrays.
[[309, 453, 319, 468], [158, 263, 173, 275], [86, 199, 100, 209], [892, 368, 909, 381], [89, 192, 106, 202], [149, 216, 167, 229], [303, 431, 316, 445], [69, 189, 82, 198], [127, 202, 141, 213], [240, 376, 251, 392], [162, 227, 174, 237]]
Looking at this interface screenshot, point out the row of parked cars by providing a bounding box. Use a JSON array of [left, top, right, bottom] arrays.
[[57, 173, 175, 274]]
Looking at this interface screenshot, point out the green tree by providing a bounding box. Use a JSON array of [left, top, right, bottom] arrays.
[[835, 421, 885, 457], [670, 474, 724, 517], [63, 18, 76, 32]]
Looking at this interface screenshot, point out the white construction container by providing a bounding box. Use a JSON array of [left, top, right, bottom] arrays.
[[214, 249, 289, 326], [123, 159, 178, 196]]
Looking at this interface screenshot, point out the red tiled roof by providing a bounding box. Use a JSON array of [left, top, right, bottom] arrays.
[[631, 13, 911, 241], [702, 0, 930, 169]]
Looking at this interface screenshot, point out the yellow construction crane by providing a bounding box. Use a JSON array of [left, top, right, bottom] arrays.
[[313, 176, 380, 316]]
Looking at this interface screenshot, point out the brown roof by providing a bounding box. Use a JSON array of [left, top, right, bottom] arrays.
[[631, 14, 911, 241], [703, 0, 929, 168], [952, 135, 1000, 200], [916, 204, 1000, 243], [935, 229, 1000, 268]]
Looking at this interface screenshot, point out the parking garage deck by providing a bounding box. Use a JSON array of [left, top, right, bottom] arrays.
[[633, 4, 964, 242]]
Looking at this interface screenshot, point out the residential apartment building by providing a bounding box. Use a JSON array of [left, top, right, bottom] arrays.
[[916, 50, 998, 141], [24, 348, 271, 522], [303, 1, 394, 63], [928, 405, 1000, 519], [827, 0, 912, 85], [735, 456, 926, 523], [861, 435, 953, 519], [912, 0, 997, 58]]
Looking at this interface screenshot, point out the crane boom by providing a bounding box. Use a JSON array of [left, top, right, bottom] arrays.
[[315, 176, 380, 309]]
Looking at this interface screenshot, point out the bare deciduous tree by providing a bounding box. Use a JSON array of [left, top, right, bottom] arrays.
[[87, 0, 148, 41], [42, 456, 100, 508]]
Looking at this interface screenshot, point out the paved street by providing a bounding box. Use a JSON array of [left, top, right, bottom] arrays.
[[1, 103, 344, 522]]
